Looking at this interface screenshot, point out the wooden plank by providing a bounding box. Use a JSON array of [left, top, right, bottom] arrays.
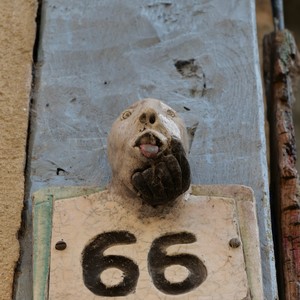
[[264, 29, 300, 300], [20, 1, 276, 298]]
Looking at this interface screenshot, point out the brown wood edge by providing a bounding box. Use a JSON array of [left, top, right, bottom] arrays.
[[263, 29, 300, 299]]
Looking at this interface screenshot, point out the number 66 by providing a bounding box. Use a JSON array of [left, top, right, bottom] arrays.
[[81, 231, 207, 297]]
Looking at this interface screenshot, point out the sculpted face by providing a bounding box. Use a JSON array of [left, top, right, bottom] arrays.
[[107, 98, 190, 206]]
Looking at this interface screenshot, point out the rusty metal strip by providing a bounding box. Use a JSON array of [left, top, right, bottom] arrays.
[[264, 30, 300, 299]]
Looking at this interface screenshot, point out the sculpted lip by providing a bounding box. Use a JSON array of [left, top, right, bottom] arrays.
[[134, 132, 163, 158]]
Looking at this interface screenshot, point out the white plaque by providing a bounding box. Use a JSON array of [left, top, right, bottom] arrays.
[[48, 190, 250, 299]]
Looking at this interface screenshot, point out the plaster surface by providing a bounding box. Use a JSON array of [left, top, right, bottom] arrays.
[[0, 0, 37, 299]]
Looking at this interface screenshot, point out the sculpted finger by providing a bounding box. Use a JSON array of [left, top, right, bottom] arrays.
[[180, 154, 191, 192], [155, 162, 176, 202], [170, 138, 191, 193], [162, 154, 182, 194], [170, 137, 186, 160], [142, 167, 166, 204], [131, 171, 153, 203]]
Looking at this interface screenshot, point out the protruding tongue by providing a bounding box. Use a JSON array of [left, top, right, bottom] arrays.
[[140, 144, 159, 158]]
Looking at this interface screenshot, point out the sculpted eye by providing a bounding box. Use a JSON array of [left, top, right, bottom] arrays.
[[121, 110, 132, 120], [167, 109, 176, 118]]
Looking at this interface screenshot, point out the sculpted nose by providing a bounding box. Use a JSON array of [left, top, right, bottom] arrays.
[[139, 110, 157, 125]]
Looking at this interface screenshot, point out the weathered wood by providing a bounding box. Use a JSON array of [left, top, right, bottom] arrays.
[[16, 1, 277, 299], [264, 30, 300, 299]]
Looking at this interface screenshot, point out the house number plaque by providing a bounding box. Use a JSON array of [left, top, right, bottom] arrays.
[[39, 186, 262, 300]]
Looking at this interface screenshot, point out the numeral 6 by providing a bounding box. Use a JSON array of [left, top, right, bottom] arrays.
[[81, 231, 139, 296], [81, 231, 207, 296], [148, 232, 207, 295]]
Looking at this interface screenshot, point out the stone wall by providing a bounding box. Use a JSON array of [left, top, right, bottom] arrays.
[[0, 1, 37, 299]]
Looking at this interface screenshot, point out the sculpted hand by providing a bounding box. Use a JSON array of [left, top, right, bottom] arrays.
[[131, 138, 190, 206]]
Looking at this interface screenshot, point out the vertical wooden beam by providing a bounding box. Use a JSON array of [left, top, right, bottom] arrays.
[[264, 30, 300, 299]]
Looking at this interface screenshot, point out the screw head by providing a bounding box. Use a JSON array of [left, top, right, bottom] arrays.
[[229, 238, 241, 248], [55, 240, 67, 251]]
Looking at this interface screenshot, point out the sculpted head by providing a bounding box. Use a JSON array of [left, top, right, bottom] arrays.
[[107, 98, 190, 206]]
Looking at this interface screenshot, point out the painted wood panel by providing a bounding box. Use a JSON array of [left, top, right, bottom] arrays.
[[20, 1, 277, 299]]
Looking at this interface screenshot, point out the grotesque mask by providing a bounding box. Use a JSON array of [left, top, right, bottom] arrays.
[[107, 98, 190, 206]]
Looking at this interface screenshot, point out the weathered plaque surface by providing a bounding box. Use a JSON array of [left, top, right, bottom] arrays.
[[33, 185, 263, 299]]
